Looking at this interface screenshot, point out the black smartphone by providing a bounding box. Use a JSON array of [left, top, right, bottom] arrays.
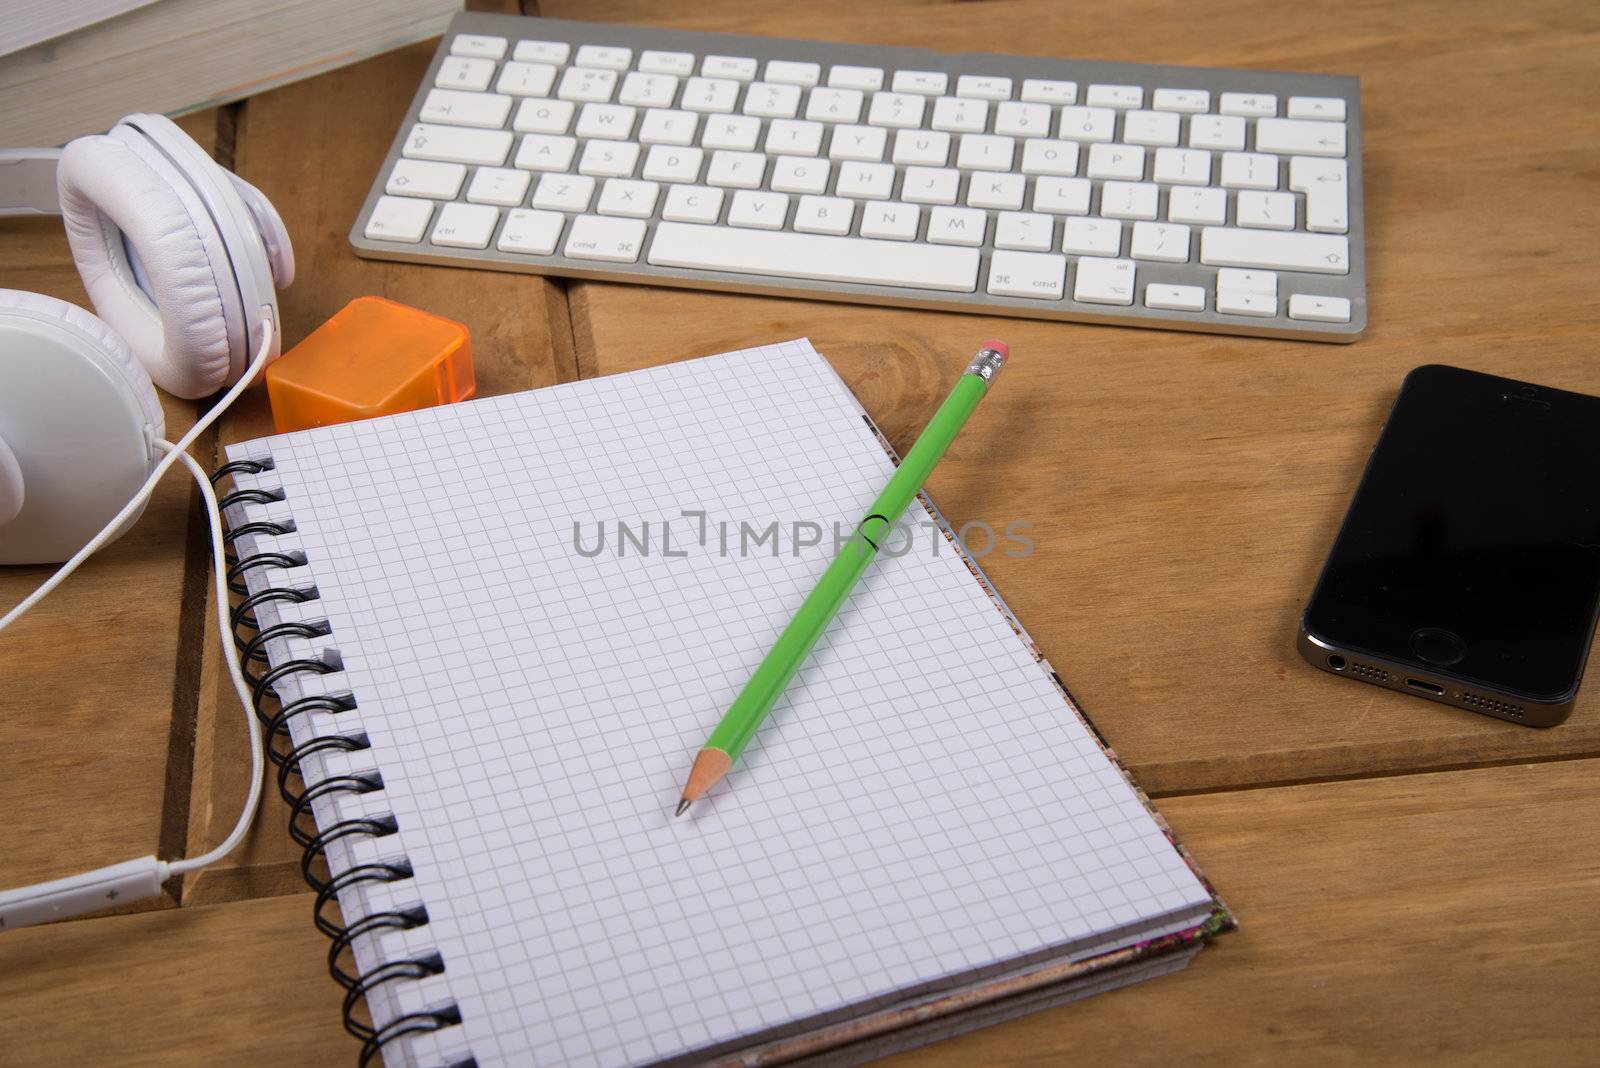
[[1299, 364, 1600, 726]]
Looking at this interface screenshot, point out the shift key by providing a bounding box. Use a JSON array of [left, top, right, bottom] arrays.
[[1200, 227, 1350, 274]]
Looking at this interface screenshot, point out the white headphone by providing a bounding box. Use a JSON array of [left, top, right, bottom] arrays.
[[0, 112, 293, 564], [0, 114, 294, 927]]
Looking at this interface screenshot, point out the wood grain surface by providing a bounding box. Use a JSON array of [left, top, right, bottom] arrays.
[[3, 0, 1598, 1063]]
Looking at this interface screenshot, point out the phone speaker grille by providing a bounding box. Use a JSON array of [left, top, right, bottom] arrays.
[[1460, 691, 1525, 719], [1348, 661, 1390, 681]]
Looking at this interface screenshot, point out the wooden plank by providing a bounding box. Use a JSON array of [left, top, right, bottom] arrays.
[[5, 760, 1595, 1065], [547, 0, 1600, 794], [0, 112, 222, 905], [183, 35, 577, 903]]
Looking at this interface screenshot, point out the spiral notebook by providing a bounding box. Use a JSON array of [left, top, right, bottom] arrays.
[[220, 338, 1229, 1068]]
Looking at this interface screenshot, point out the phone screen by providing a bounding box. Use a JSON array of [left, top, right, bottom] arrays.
[[1304, 364, 1600, 700]]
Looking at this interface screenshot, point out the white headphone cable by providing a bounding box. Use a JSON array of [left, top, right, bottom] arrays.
[[0, 314, 276, 929]]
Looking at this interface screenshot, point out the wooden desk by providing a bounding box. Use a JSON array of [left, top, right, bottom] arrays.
[[3, 0, 1598, 1063]]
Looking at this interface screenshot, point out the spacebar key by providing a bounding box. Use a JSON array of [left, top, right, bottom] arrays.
[[648, 222, 980, 292], [1201, 227, 1351, 274]]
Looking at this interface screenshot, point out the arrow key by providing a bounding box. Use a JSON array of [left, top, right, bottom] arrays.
[[1288, 294, 1352, 323]]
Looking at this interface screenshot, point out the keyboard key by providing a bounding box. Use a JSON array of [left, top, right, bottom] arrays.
[[515, 134, 577, 172], [531, 172, 595, 212], [705, 149, 768, 188], [436, 56, 494, 92], [1063, 217, 1121, 255], [1073, 257, 1135, 304], [702, 115, 761, 151], [1291, 157, 1350, 234], [497, 208, 564, 254], [806, 87, 865, 123], [465, 166, 529, 206], [928, 205, 986, 245], [993, 102, 1051, 138], [956, 134, 1015, 171], [1255, 117, 1346, 158], [892, 70, 947, 95], [1288, 294, 1352, 322], [1189, 114, 1246, 151], [661, 184, 723, 223], [619, 72, 680, 109], [1167, 186, 1227, 225], [965, 172, 1025, 210], [557, 67, 618, 103], [1121, 110, 1180, 147], [771, 155, 832, 194], [765, 60, 821, 87], [1020, 139, 1079, 176], [642, 145, 704, 183], [901, 166, 960, 204], [1086, 84, 1143, 109], [957, 76, 1013, 101], [575, 45, 632, 71], [1152, 88, 1209, 113], [497, 62, 558, 98], [648, 222, 980, 292], [1216, 269, 1277, 296], [703, 55, 758, 81], [638, 50, 695, 76], [576, 103, 637, 140], [835, 160, 894, 199], [744, 82, 803, 119], [430, 202, 499, 248], [577, 140, 640, 178], [931, 97, 989, 133], [987, 250, 1066, 299], [1086, 143, 1145, 180], [1219, 92, 1277, 117], [682, 77, 741, 113], [1033, 176, 1091, 215], [728, 189, 790, 229], [868, 92, 925, 128], [386, 159, 465, 199], [1220, 152, 1278, 189], [364, 196, 433, 242], [404, 123, 512, 166], [1020, 79, 1077, 104], [1145, 283, 1206, 311], [513, 98, 575, 134], [828, 65, 884, 92], [995, 211, 1054, 251], [638, 108, 698, 145], [564, 214, 647, 261], [1130, 221, 1191, 262], [1100, 181, 1159, 220], [451, 34, 507, 60], [1057, 106, 1116, 142], [1236, 190, 1296, 229], [1200, 227, 1350, 273], [1216, 290, 1276, 316], [829, 125, 888, 162], [514, 40, 569, 65], [859, 201, 920, 240], [597, 179, 660, 218], [765, 119, 824, 156], [892, 130, 950, 167], [793, 195, 854, 235], [1153, 147, 1212, 185], [1288, 96, 1346, 121]]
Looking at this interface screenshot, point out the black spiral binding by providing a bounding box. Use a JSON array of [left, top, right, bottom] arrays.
[[213, 459, 470, 1067]]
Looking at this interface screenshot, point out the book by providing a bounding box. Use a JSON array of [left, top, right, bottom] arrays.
[[219, 338, 1231, 1067], [0, 0, 461, 148]]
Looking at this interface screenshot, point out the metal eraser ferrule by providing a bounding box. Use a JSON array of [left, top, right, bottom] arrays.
[[965, 348, 1006, 386]]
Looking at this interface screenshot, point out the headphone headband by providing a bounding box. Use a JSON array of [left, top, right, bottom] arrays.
[[0, 149, 64, 217]]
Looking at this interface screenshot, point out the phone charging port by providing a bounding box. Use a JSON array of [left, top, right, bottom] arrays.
[[1406, 678, 1446, 696]]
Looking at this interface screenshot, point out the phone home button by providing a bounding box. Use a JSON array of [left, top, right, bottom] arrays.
[[1410, 627, 1467, 667]]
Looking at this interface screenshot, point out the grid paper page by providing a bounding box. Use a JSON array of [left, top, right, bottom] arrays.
[[243, 339, 1214, 1067]]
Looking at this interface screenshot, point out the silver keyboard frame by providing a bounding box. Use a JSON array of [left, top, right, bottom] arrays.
[[351, 12, 1367, 342]]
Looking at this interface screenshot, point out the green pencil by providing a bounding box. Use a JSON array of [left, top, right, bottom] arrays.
[[676, 339, 1010, 816]]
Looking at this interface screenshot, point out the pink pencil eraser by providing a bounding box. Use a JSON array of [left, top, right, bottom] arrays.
[[981, 338, 1009, 358]]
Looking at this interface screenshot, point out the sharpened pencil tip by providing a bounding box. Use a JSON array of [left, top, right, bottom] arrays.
[[675, 797, 692, 818]]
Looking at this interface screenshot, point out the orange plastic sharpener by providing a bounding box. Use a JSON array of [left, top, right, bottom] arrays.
[[265, 296, 475, 434]]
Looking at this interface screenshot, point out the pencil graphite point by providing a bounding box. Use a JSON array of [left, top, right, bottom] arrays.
[[675, 797, 692, 818]]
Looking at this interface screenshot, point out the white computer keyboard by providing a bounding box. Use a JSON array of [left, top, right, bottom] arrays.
[[352, 13, 1366, 341]]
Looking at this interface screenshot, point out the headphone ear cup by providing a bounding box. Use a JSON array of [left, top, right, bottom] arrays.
[[56, 133, 237, 399]]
